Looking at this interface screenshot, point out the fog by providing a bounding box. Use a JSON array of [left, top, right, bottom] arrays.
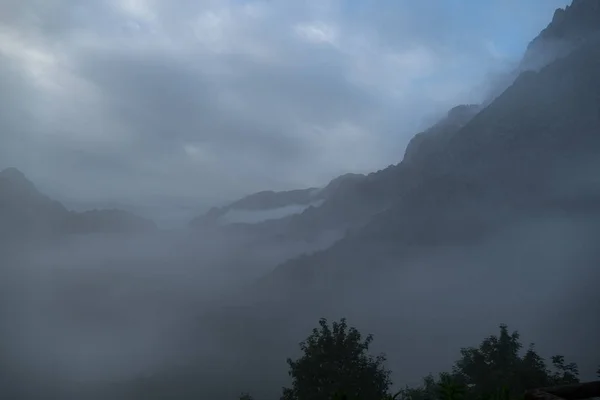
[[1, 208, 598, 398], [0, 228, 340, 396], [2, 0, 600, 399], [0, 230, 326, 361], [221, 201, 325, 225]]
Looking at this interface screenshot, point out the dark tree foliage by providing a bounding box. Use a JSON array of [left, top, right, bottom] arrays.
[[281, 318, 391, 400], [398, 324, 580, 400], [239, 322, 587, 400]]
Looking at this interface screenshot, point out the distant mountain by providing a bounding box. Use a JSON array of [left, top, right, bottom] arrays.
[[190, 187, 322, 227], [191, 103, 485, 241], [190, 173, 364, 229], [0, 168, 68, 238], [0, 168, 156, 239], [201, 2, 600, 254]]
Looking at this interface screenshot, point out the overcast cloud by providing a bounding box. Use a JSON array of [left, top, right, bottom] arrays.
[[0, 0, 569, 222]]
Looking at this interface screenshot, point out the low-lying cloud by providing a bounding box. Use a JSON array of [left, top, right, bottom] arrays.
[[1, 210, 597, 399]]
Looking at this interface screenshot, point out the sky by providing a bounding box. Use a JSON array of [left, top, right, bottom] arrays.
[[0, 0, 570, 222]]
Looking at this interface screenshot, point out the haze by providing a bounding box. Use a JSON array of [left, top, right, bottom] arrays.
[[0, 0, 570, 224], [1, 1, 599, 400]]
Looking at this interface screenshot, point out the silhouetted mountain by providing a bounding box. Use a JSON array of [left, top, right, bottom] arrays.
[[403, 104, 482, 165], [0, 168, 68, 238], [245, 0, 600, 300], [213, 106, 483, 241], [0, 168, 157, 239], [522, 0, 600, 70], [190, 187, 322, 227], [480, 0, 600, 103], [190, 173, 364, 229]]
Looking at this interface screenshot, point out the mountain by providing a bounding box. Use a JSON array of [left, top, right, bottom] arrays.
[[0, 168, 68, 238], [190, 104, 485, 242], [190, 173, 365, 230], [403, 104, 482, 165], [0, 168, 157, 239], [522, 0, 600, 70], [213, 0, 600, 305], [190, 187, 324, 227]]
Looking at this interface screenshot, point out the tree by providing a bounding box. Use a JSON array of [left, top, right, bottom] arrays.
[[401, 325, 580, 400], [453, 324, 579, 398], [239, 393, 255, 400], [548, 355, 579, 385], [453, 324, 524, 397], [281, 318, 391, 400]]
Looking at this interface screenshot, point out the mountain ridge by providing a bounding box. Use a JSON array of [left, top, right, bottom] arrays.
[[521, 0, 600, 70], [0, 167, 157, 238], [240, 0, 600, 245], [231, 0, 600, 304]]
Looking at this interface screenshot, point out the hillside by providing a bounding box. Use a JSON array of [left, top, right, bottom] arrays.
[[522, 0, 600, 70], [190, 173, 366, 234], [190, 187, 324, 227], [0, 168, 157, 238], [259, 20, 600, 297], [212, 0, 600, 245]]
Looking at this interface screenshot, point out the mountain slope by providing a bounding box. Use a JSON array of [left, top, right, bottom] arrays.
[[190, 187, 324, 227], [0, 168, 68, 238], [245, 0, 600, 300], [0, 168, 157, 238], [522, 0, 600, 70], [191, 105, 485, 243], [190, 173, 366, 232], [191, 0, 600, 246]]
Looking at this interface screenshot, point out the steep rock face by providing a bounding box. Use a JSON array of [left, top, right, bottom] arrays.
[[273, 103, 486, 239], [266, 104, 482, 240], [479, 0, 600, 104], [438, 39, 600, 181], [403, 104, 482, 165], [521, 0, 600, 70], [257, 23, 600, 298]]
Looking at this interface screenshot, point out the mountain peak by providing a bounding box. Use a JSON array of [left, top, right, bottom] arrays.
[[0, 167, 38, 194], [521, 0, 600, 70], [0, 167, 28, 182], [540, 0, 600, 42]]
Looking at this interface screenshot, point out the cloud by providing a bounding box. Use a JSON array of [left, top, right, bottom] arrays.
[[0, 0, 570, 223]]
